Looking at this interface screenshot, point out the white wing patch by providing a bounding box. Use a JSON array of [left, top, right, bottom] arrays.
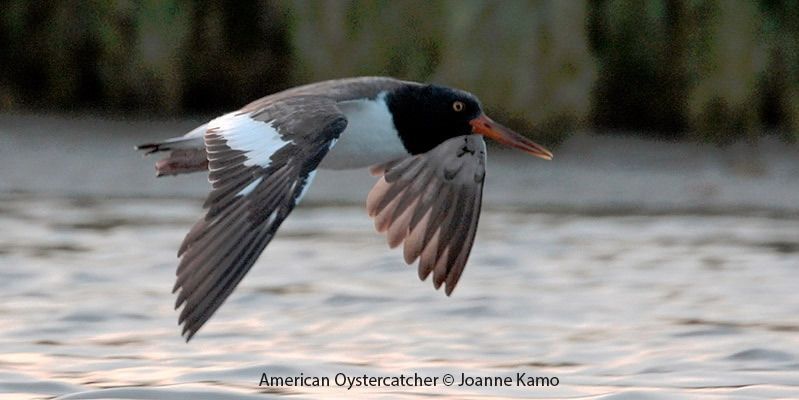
[[206, 113, 287, 168], [295, 170, 317, 205], [236, 176, 263, 197]]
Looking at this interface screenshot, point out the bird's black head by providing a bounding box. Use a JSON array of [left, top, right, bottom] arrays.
[[386, 84, 483, 154], [385, 83, 553, 160]]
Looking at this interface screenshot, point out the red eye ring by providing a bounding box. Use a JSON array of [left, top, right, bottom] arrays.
[[453, 101, 465, 112]]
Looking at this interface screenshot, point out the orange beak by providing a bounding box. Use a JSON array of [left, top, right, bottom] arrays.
[[470, 114, 553, 160]]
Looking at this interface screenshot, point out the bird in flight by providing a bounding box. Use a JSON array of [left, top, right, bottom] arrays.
[[137, 77, 553, 341]]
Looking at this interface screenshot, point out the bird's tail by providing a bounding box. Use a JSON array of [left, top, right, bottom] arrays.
[[136, 123, 209, 177]]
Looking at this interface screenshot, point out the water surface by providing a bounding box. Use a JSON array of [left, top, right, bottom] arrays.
[[1, 195, 798, 399]]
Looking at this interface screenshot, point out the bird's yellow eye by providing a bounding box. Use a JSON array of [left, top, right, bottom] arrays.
[[452, 101, 464, 112]]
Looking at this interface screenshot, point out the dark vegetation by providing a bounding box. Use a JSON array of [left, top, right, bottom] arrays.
[[1, 0, 797, 143]]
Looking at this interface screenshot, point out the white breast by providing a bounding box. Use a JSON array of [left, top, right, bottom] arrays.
[[319, 92, 410, 170]]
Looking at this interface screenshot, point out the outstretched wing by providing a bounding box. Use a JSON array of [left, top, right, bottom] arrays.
[[366, 135, 486, 295], [174, 96, 347, 341]]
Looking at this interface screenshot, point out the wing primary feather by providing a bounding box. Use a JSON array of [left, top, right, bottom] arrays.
[[176, 200, 251, 272], [365, 135, 486, 296], [437, 188, 474, 289], [366, 179, 391, 217], [170, 96, 346, 340], [178, 218, 208, 257], [383, 157, 421, 183], [432, 189, 467, 288], [367, 158, 421, 217], [181, 226, 276, 340], [175, 208, 253, 305], [403, 207, 432, 264], [407, 177, 446, 234], [433, 246, 452, 289], [205, 174, 259, 216], [179, 235, 256, 326], [386, 196, 420, 248], [179, 225, 266, 329], [444, 187, 482, 295], [373, 194, 400, 233], [176, 175, 292, 304], [420, 186, 454, 247], [418, 227, 441, 281], [386, 166, 435, 225]]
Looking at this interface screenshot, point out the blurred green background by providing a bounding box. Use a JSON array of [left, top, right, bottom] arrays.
[[1, 0, 797, 143]]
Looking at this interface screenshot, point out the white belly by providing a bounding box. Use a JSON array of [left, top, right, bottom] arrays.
[[319, 93, 409, 170]]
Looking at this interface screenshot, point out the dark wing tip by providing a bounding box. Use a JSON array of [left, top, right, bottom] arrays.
[[135, 143, 161, 155], [167, 95, 346, 342], [182, 323, 198, 342]]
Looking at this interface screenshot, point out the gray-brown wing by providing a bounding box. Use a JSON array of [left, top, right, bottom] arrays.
[[240, 77, 413, 112], [174, 96, 347, 341], [366, 135, 486, 295]]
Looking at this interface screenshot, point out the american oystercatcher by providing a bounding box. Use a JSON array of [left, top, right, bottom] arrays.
[[137, 77, 553, 340]]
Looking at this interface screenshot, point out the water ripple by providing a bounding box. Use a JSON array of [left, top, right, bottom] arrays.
[[1, 197, 798, 399]]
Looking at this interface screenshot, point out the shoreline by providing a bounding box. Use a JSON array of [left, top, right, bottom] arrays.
[[2, 113, 798, 215]]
